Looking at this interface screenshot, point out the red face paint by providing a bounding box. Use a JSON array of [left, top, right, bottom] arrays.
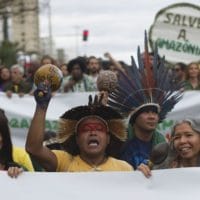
[[78, 122, 107, 134]]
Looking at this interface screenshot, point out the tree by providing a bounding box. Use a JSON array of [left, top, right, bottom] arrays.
[[0, 40, 18, 67]]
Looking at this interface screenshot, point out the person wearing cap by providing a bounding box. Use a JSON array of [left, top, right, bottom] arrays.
[[25, 83, 133, 172], [108, 32, 183, 170]]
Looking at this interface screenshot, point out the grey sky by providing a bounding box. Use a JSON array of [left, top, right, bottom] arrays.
[[39, 0, 200, 63]]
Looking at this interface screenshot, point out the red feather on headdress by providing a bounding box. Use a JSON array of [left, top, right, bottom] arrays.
[[142, 31, 155, 100], [108, 31, 184, 121]]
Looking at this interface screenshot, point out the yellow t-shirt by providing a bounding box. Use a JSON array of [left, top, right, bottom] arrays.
[[53, 150, 133, 172], [13, 147, 34, 171]]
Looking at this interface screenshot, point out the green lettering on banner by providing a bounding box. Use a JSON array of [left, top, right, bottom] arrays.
[[156, 38, 168, 49], [51, 120, 58, 130], [20, 119, 29, 128], [182, 43, 188, 52], [155, 38, 200, 56], [198, 18, 200, 29], [196, 45, 200, 55], [9, 118, 58, 131], [9, 118, 30, 128], [175, 42, 182, 52], [169, 41, 176, 50], [45, 120, 58, 131], [9, 118, 19, 128], [45, 120, 52, 130]]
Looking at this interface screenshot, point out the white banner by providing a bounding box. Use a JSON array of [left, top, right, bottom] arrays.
[[149, 3, 200, 64], [157, 91, 200, 135], [0, 91, 95, 146], [0, 168, 199, 200], [0, 91, 199, 146]]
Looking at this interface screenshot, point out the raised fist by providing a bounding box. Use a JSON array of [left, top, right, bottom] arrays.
[[34, 82, 51, 109]]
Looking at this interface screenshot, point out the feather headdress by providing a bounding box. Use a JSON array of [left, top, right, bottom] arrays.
[[48, 95, 127, 157], [108, 31, 183, 123]]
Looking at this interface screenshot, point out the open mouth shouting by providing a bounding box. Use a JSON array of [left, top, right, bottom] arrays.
[[88, 138, 100, 148]]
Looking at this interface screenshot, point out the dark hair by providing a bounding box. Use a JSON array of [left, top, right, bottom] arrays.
[[0, 109, 14, 168], [100, 60, 112, 70], [185, 62, 200, 80], [0, 66, 11, 83], [43, 131, 63, 150], [40, 55, 56, 65], [67, 57, 87, 73], [141, 51, 161, 65], [175, 62, 187, 71], [87, 56, 98, 64], [129, 105, 159, 124]]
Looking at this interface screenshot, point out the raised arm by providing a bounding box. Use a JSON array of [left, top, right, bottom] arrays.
[[25, 83, 57, 171], [104, 52, 126, 73]]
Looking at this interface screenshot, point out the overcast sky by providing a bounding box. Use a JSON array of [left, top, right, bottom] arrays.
[[39, 0, 200, 64]]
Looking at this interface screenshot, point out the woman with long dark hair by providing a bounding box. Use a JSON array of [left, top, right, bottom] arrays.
[[184, 62, 200, 90], [0, 109, 23, 177], [0, 66, 11, 91]]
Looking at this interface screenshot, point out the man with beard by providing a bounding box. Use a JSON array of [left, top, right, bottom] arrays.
[[25, 84, 133, 172], [87, 56, 101, 89]]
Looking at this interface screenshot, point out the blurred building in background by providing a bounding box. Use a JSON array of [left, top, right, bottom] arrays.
[[0, 0, 66, 65], [57, 48, 67, 65], [40, 36, 55, 57], [0, 0, 14, 41], [11, 0, 40, 54]]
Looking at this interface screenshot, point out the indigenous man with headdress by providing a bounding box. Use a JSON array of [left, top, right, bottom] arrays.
[[25, 84, 133, 172], [108, 32, 183, 171]]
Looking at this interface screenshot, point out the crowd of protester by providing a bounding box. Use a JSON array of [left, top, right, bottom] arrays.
[[0, 53, 200, 99], [0, 49, 200, 179]]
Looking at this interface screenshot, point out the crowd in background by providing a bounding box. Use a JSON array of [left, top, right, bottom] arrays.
[[0, 51, 200, 178], [0, 53, 200, 99], [0, 53, 127, 97]]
